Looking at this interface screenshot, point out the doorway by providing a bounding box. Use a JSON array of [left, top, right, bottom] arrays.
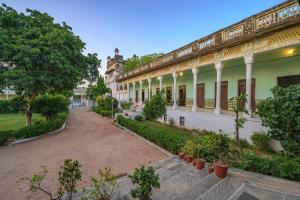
[[166, 87, 172, 103], [197, 83, 205, 108], [238, 79, 256, 111], [215, 81, 228, 110], [135, 90, 139, 103], [179, 85, 186, 106]]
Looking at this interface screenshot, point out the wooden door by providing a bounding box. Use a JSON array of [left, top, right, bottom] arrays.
[[179, 85, 186, 106], [142, 89, 145, 102], [166, 87, 172, 103], [238, 79, 256, 111], [135, 90, 139, 103], [215, 81, 228, 110], [197, 83, 205, 108]]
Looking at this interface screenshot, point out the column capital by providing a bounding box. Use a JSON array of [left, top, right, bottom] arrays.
[[172, 72, 177, 78], [192, 68, 198, 75], [132, 81, 135, 86], [147, 77, 152, 83], [158, 75, 163, 80], [139, 80, 143, 85], [214, 61, 223, 70], [243, 51, 254, 65]]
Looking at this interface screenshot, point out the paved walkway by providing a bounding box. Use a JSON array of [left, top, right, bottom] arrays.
[[0, 108, 168, 200]]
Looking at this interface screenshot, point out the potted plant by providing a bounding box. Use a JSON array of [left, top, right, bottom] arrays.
[[181, 140, 197, 163], [208, 164, 214, 174], [213, 135, 230, 178], [178, 152, 184, 160], [195, 144, 205, 170]]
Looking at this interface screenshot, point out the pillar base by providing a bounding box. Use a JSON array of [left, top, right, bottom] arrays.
[[172, 105, 177, 110], [214, 107, 222, 115], [192, 105, 197, 112]]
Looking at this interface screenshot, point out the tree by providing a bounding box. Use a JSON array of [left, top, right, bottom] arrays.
[[86, 76, 109, 106], [124, 53, 163, 72], [0, 4, 100, 125], [231, 93, 248, 151], [143, 93, 166, 120], [257, 85, 300, 155]]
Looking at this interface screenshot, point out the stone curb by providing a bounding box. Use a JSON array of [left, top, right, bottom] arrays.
[[9, 121, 67, 145], [115, 122, 174, 157]]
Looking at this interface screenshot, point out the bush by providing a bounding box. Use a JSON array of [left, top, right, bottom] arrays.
[[0, 112, 67, 146], [97, 96, 118, 111], [33, 94, 69, 120], [0, 97, 27, 113], [257, 85, 300, 155], [134, 115, 143, 121], [238, 152, 300, 181], [117, 115, 193, 154], [251, 132, 271, 151], [143, 93, 166, 120], [128, 166, 160, 200], [121, 102, 133, 110], [240, 139, 251, 149]]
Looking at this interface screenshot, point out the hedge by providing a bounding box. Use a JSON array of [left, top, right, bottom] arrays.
[[0, 112, 68, 146], [117, 115, 194, 154], [0, 97, 27, 113], [93, 107, 113, 117], [238, 152, 300, 181]]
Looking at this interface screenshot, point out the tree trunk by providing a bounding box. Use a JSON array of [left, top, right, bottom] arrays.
[[26, 95, 36, 126], [235, 111, 242, 151]]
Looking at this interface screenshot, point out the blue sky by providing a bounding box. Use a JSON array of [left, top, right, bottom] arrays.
[[1, 0, 284, 74]]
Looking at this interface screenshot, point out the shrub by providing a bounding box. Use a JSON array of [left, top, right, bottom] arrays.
[[238, 152, 300, 181], [240, 139, 251, 149], [168, 118, 175, 127], [0, 97, 27, 113], [33, 94, 69, 120], [181, 140, 197, 157], [251, 132, 271, 151], [128, 166, 160, 200], [143, 93, 166, 120], [257, 85, 300, 155], [121, 102, 133, 110], [134, 115, 143, 121], [97, 96, 118, 111], [117, 115, 193, 154], [58, 159, 82, 200], [0, 112, 67, 146], [195, 134, 229, 162]]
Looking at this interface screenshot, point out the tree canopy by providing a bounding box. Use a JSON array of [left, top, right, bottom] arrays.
[[86, 76, 109, 103], [124, 53, 163, 72], [143, 93, 166, 120], [0, 4, 100, 125]]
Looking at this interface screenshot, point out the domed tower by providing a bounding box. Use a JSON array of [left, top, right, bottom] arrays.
[[105, 48, 125, 98]]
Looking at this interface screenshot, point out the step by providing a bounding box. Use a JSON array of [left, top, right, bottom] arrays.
[[197, 175, 243, 200]]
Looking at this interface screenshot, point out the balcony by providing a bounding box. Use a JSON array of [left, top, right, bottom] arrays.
[[117, 1, 300, 81]]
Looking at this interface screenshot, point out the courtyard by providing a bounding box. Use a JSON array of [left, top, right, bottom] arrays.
[[0, 108, 168, 200]]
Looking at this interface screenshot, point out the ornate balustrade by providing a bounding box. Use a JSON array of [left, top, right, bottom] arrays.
[[117, 0, 300, 81]]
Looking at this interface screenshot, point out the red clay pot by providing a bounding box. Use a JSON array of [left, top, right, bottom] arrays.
[[208, 164, 214, 174], [185, 156, 193, 163], [195, 159, 205, 170], [213, 160, 228, 178], [192, 160, 196, 166], [178, 152, 184, 160]]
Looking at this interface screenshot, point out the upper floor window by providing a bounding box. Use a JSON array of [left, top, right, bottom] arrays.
[[277, 75, 300, 87]]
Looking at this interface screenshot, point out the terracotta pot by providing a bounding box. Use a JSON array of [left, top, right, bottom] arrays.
[[192, 160, 196, 166], [208, 164, 214, 174], [185, 156, 193, 163], [213, 160, 228, 178], [195, 159, 205, 170], [178, 152, 184, 160]]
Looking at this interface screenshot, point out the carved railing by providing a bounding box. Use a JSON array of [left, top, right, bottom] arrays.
[[117, 1, 300, 81], [256, 1, 300, 30]]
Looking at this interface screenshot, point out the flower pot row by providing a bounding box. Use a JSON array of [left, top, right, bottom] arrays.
[[178, 152, 228, 178]]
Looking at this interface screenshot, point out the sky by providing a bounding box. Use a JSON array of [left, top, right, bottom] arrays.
[[1, 0, 284, 75]]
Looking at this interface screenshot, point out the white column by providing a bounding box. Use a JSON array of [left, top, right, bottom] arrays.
[[133, 82, 136, 104], [172, 72, 177, 109], [159, 75, 163, 92], [117, 84, 121, 108], [214, 61, 223, 114], [139, 80, 143, 105], [192, 68, 198, 112], [244, 52, 254, 117], [127, 83, 130, 102], [148, 78, 152, 101]]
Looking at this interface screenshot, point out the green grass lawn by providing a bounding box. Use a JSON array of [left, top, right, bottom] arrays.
[[0, 113, 43, 132]]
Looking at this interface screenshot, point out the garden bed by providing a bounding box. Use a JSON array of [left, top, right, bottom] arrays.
[[116, 115, 300, 181]]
